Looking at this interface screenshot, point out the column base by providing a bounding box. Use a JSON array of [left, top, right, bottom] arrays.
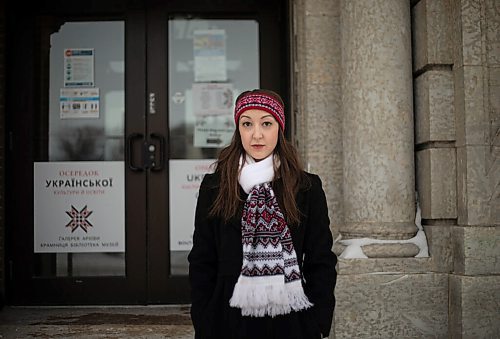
[[362, 243, 420, 258], [334, 242, 422, 258], [340, 221, 418, 240]]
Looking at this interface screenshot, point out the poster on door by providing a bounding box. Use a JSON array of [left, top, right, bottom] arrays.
[[192, 83, 235, 148], [169, 159, 216, 251], [193, 29, 227, 82], [63, 48, 95, 87], [34, 161, 125, 253], [60, 88, 100, 119]]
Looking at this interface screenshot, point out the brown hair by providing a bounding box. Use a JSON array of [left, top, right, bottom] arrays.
[[209, 89, 307, 225]]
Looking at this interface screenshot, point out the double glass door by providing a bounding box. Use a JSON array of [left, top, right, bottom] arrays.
[[7, 0, 287, 304]]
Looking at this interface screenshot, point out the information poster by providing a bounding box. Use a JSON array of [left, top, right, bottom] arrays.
[[192, 83, 233, 116], [169, 159, 215, 251], [192, 83, 235, 148], [60, 88, 100, 119], [193, 29, 227, 82], [34, 161, 125, 253], [64, 48, 95, 87], [194, 116, 234, 148]]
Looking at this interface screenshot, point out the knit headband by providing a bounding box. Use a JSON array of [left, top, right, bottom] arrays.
[[234, 93, 285, 130]]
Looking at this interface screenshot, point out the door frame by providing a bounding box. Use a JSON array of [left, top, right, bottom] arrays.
[[145, 0, 290, 303], [5, 0, 290, 305], [5, 2, 149, 305]]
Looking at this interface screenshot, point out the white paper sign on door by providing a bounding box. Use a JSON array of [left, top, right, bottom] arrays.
[[60, 88, 100, 119], [193, 29, 227, 82], [169, 159, 215, 251], [34, 161, 125, 253]]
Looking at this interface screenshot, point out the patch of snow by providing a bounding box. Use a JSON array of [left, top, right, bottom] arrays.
[[336, 192, 429, 259]]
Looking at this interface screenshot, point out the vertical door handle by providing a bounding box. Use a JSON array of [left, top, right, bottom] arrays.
[[126, 133, 145, 172], [149, 133, 165, 171]]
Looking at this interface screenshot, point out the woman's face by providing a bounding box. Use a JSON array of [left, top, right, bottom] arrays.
[[238, 109, 279, 161]]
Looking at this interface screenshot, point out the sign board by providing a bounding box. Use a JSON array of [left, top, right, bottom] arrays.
[[34, 161, 125, 253], [169, 159, 215, 251]]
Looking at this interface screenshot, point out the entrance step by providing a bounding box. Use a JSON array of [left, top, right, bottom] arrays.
[[0, 305, 194, 338]]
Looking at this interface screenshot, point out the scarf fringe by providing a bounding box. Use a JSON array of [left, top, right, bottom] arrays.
[[229, 277, 313, 317]]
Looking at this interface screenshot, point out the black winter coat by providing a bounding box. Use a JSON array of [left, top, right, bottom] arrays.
[[188, 172, 337, 339]]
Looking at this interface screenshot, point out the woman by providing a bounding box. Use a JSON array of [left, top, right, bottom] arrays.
[[188, 89, 337, 338]]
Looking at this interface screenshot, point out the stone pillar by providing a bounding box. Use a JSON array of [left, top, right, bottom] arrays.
[[340, 0, 417, 241]]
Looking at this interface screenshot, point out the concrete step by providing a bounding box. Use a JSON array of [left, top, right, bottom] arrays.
[[0, 305, 194, 338]]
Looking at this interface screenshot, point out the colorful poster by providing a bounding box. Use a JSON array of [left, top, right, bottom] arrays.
[[34, 161, 125, 253], [169, 159, 216, 251], [63, 48, 95, 87], [60, 88, 100, 119], [193, 29, 227, 82]]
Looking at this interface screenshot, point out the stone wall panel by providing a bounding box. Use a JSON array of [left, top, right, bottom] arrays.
[[412, 0, 453, 72], [335, 273, 448, 338], [452, 226, 500, 275], [449, 275, 500, 338], [304, 12, 339, 85], [423, 225, 453, 273], [457, 145, 496, 225], [485, 0, 500, 65], [416, 148, 457, 219], [454, 65, 488, 147], [458, 0, 483, 66], [415, 70, 455, 144]]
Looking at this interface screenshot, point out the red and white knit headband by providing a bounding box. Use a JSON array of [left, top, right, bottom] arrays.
[[234, 93, 285, 130]]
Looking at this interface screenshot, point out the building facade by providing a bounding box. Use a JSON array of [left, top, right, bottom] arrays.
[[292, 0, 499, 337], [0, 0, 499, 338]]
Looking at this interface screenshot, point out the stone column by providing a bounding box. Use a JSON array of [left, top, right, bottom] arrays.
[[340, 0, 417, 242]]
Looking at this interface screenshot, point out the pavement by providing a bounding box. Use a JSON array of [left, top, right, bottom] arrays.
[[0, 305, 195, 338]]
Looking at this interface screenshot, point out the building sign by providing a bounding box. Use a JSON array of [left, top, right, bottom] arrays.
[[169, 159, 215, 251], [34, 161, 125, 253]]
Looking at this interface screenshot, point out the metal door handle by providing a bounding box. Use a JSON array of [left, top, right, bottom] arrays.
[[149, 133, 165, 171], [126, 133, 144, 172]]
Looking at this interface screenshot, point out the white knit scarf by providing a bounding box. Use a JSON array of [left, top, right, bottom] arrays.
[[229, 154, 312, 317]]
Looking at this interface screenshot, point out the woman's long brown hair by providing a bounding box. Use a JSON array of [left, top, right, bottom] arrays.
[[209, 90, 307, 225]]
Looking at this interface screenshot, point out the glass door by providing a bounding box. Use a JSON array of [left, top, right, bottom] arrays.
[[6, 0, 288, 305], [42, 21, 126, 277], [146, 0, 288, 303], [7, 6, 149, 304]]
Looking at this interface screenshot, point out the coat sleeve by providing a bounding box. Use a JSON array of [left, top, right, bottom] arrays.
[[302, 174, 337, 338], [188, 175, 218, 334]]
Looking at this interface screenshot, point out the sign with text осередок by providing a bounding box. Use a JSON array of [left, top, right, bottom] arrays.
[[33, 161, 125, 253]]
